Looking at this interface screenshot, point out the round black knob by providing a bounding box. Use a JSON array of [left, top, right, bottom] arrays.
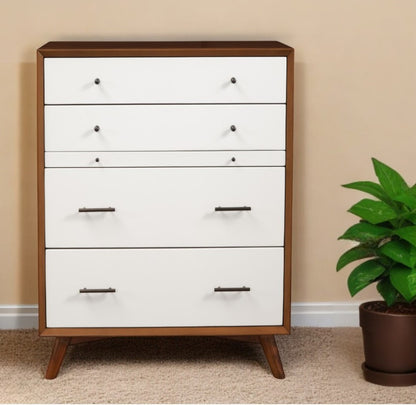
[[230, 125, 237, 132], [94, 125, 100, 132], [94, 78, 101, 85], [231, 157, 236, 162], [230, 77, 237, 84], [95, 158, 100, 163]]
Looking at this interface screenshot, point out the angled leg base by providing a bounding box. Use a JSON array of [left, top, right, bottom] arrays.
[[44, 335, 286, 379], [221, 334, 286, 378], [259, 335, 285, 379], [45, 336, 108, 379], [45, 337, 71, 379]]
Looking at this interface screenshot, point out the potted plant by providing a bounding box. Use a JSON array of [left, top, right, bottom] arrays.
[[337, 158, 416, 386]]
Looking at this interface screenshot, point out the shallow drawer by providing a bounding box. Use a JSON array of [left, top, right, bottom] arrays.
[[44, 57, 287, 104], [44, 104, 286, 151], [45, 151, 286, 167], [44, 167, 285, 248], [45, 247, 284, 327]]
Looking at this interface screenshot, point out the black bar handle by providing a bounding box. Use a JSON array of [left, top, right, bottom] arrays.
[[78, 207, 116, 213], [79, 288, 116, 293], [214, 286, 251, 292], [215, 206, 251, 212]]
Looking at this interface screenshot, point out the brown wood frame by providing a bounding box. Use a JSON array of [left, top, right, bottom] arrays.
[[37, 41, 294, 377], [37, 40, 292, 57]]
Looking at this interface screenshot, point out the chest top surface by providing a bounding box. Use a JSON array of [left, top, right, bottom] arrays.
[[37, 40, 294, 57]]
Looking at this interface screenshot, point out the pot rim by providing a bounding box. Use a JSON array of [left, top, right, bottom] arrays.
[[360, 300, 416, 318]]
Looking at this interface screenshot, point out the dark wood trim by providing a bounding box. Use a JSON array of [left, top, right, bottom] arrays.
[[37, 50, 46, 334], [259, 335, 285, 378], [37, 41, 293, 58], [45, 337, 71, 379], [40, 325, 290, 338], [39, 41, 292, 50], [283, 48, 294, 331]]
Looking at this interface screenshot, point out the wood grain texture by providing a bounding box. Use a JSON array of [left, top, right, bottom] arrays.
[[36, 50, 46, 335], [40, 325, 289, 337], [259, 335, 285, 379], [37, 41, 293, 58], [45, 337, 71, 379], [283, 48, 295, 331]]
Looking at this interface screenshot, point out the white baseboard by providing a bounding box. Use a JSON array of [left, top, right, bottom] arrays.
[[0, 302, 361, 330], [291, 302, 360, 327], [0, 305, 38, 329]]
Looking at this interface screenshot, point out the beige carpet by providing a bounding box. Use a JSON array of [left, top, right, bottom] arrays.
[[0, 328, 414, 404]]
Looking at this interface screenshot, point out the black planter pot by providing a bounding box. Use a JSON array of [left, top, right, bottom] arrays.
[[360, 301, 416, 386]]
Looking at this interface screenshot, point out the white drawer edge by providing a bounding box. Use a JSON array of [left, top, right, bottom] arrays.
[[44, 167, 285, 248], [44, 104, 286, 152], [44, 57, 287, 104], [45, 151, 286, 168], [45, 247, 284, 328]]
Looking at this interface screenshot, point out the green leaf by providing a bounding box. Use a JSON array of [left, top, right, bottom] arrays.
[[390, 266, 416, 302], [336, 245, 376, 271], [405, 213, 416, 225], [394, 226, 416, 248], [348, 259, 386, 296], [347, 199, 397, 224], [411, 246, 416, 268], [393, 192, 416, 210], [372, 158, 408, 198], [342, 181, 391, 204], [377, 278, 398, 306], [338, 222, 392, 243], [379, 240, 413, 268]]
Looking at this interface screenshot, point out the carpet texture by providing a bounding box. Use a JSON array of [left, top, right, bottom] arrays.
[[0, 328, 414, 404]]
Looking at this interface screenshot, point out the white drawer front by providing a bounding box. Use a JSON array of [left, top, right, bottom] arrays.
[[45, 151, 286, 168], [45, 248, 284, 327], [45, 167, 285, 247], [44, 104, 286, 151], [44, 57, 286, 104]]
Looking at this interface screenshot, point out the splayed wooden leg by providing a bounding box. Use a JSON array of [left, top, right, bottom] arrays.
[[45, 337, 71, 379], [259, 335, 285, 379]]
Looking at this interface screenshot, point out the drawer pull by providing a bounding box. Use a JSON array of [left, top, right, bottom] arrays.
[[79, 288, 116, 293], [94, 125, 100, 132], [215, 206, 251, 212], [94, 78, 100, 85], [230, 125, 237, 132], [231, 157, 236, 162], [78, 207, 115, 213], [230, 77, 237, 84], [214, 286, 250, 292]]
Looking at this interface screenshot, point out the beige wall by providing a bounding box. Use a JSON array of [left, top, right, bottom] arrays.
[[0, 0, 415, 304]]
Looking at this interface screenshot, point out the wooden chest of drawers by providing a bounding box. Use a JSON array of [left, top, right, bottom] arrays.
[[37, 41, 294, 379]]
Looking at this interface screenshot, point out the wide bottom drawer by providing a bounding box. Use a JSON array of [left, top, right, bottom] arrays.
[[45, 248, 284, 328]]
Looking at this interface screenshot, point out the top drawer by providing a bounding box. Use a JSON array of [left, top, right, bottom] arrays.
[[44, 57, 287, 104]]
